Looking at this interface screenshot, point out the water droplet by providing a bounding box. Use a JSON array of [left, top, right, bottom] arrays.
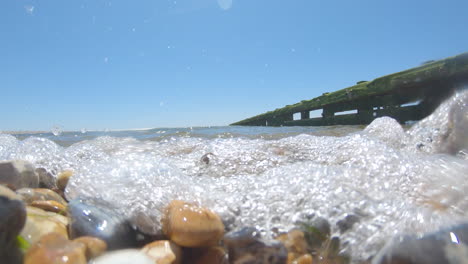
[[51, 126, 62, 136]]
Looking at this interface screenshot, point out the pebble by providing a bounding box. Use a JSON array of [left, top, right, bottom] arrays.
[[372, 222, 468, 264], [90, 249, 154, 264], [0, 184, 21, 200], [17, 187, 67, 206], [73, 236, 108, 260], [0, 195, 27, 264], [20, 206, 69, 245], [30, 200, 67, 215], [162, 200, 225, 248], [36, 168, 56, 189], [0, 160, 39, 189], [141, 240, 182, 264], [24, 232, 87, 264], [223, 227, 288, 264], [276, 229, 309, 257], [57, 170, 73, 192], [68, 198, 139, 250]]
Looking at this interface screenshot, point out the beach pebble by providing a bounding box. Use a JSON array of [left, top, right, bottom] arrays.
[[299, 216, 331, 250], [17, 187, 67, 206], [57, 170, 73, 191], [20, 206, 69, 245], [336, 214, 360, 233], [36, 168, 56, 189], [68, 198, 139, 250], [276, 229, 309, 260], [30, 200, 67, 215], [162, 200, 225, 248], [0, 160, 39, 189], [90, 249, 154, 264], [24, 232, 87, 264], [73, 236, 107, 260], [141, 240, 182, 264], [372, 223, 468, 264], [223, 227, 288, 264], [0, 184, 21, 200], [0, 196, 27, 264]]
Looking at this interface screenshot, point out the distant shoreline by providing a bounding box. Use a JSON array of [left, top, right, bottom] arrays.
[[0, 131, 48, 135]]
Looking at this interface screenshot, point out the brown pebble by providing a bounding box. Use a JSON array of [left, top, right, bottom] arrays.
[[141, 240, 182, 264], [73, 236, 107, 260], [276, 229, 309, 259], [56, 170, 73, 191], [30, 200, 67, 215], [162, 200, 225, 248], [24, 232, 86, 264]]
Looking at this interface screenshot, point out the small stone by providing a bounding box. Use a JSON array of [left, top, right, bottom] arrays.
[[36, 168, 56, 189], [24, 232, 87, 264], [336, 214, 360, 233], [0, 196, 27, 264], [224, 227, 288, 264], [17, 188, 67, 206], [141, 240, 182, 264], [20, 206, 68, 245], [193, 247, 228, 264], [0, 184, 21, 200], [276, 229, 309, 257], [90, 249, 154, 264], [0, 160, 39, 189], [162, 200, 225, 248], [73, 236, 107, 260], [57, 170, 73, 191], [299, 217, 331, 250], [68, 198, 139, 250], [30, 200, 67, 215]]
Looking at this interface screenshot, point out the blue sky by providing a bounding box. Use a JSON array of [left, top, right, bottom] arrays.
[[1, 0, 467, 131]]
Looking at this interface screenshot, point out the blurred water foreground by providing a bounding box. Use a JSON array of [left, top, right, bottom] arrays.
[[0, 90, 467, 263]]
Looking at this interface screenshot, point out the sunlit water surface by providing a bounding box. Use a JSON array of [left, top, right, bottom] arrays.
[[1, 91, 467, 262]]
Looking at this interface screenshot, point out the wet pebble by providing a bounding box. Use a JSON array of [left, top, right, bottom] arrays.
[[0, 195, 27, 264], [0, 184, 21, 200], [336, 214, 360, 233], [276, 229, 309, 262], [141, 240, 182, 264], [162, 200, 225, 248], [0, 160, 39, 189], [90, 249, 154, 264], [30, 200, 67, 215], [68, 198, 139, 250], [20, 206, 69, 245], [17, 187, 67, 206], [223, 227, 288, 264], [57, 170, 73, 192], [24, 232, 87, 264], [36, 168, 56, 189], [73, 236, 107, 260]]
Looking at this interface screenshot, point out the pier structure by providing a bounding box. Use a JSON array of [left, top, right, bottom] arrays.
[[231, 53, 468, 127]]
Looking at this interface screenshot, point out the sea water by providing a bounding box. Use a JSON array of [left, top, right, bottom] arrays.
[[1, 90, 467, 262]]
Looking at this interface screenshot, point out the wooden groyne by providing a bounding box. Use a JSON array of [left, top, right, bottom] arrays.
[[231, 53, 468, 126]]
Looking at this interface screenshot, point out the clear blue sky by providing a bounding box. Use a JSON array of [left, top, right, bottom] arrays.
[[1, 0, 467, 131]]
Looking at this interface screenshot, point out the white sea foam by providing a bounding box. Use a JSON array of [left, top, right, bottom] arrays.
[[0, 90, 467, 262]]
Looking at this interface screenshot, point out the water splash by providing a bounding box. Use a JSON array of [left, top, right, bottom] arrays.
[[1, 91, 467, 262]]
